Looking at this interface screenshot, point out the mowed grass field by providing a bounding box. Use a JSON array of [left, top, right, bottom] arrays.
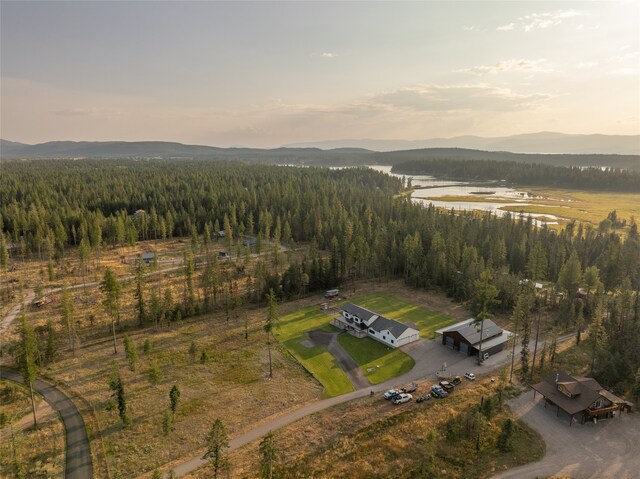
[[275, 306, 355, 397], [342, 292, 456, 339], [276, 292, 456, 394], [337, 335, 414, 384]]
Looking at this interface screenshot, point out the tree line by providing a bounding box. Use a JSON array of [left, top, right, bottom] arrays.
[[3, 158, 639, 394], [391, 158, 640, 192]]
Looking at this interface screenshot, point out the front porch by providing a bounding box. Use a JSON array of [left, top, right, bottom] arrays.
[[331, 316, 368, 338]]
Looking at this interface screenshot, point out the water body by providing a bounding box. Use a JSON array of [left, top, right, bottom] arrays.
[[368, 165, 561, 227]]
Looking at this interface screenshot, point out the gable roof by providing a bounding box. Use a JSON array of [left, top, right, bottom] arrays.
[[369, 315, 410, 338], [342, 303, 416, 339], [438, 318, 503, 346], [342, 303, 378, 323]]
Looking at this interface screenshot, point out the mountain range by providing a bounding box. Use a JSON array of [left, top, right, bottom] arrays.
[[286, 132, 640, 155], [1, 134, 639, 170]]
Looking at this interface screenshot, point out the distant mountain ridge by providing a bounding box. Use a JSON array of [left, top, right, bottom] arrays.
[[1, 138, 639, 170], [286, 132, 640, 155]]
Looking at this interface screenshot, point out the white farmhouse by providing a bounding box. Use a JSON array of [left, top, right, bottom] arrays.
[[332, 303, 420, 348]]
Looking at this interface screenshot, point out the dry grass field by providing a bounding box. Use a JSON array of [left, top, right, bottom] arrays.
[[424, 187, 640, 234], [0, 380, 65, 478], [185, 377, 544, 479]]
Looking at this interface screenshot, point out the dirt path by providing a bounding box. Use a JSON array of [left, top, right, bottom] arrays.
[[0, 288, 34, 336], [307, 330, 370, 389], [0, 367, 93, 479], [492, 389, 640, 479]]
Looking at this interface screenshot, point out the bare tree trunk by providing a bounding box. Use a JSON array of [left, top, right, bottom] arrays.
[[267, 336, 273, 379], [530, 305, 542, 381], [28, 381, 37, 427], [112, 319, 118, 354]]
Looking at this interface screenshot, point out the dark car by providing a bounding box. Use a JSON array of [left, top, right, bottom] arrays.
[[416, 393, 431, 403], [451, 376, 462, 386]]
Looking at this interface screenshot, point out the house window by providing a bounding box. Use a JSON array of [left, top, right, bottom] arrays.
[[383, 336, 386, 340], [593, 399, 603, 409], [369, 329, 375, 335], [391, 339, 394, 344]]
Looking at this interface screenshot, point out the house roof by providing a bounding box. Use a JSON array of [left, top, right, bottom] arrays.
[[342, 303, 416, 339], [370, 315, 411, 338], [531, 371, 625, 415], [342, 303, 378, 322], [437, 318, 503, 346]]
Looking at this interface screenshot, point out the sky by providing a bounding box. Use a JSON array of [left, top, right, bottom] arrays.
[[1, 1, 639, 148]]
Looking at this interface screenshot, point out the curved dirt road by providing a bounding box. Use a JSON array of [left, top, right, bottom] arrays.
[[0, 288, 35, 336], [0, 367, 93, 479]]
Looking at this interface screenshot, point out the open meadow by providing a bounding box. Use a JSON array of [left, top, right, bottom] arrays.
[[426, 187, 640, 233]]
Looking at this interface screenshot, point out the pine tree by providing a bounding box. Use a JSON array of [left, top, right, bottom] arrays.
[[472, 269, 500, 364], [259, 431, 278, 479], [133, 259, 146, 326], [204, 419, 229, 479], [169, 385, 181, 416], [60, 284, 77, 356], [17, 311, 38, 427], [265, 289, 279, 379], [108, 366, 131, 426], [100, 268, 122, 354], [123, 336, 137, 372]]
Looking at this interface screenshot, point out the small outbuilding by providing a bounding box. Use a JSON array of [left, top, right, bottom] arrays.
[[141, 251, 156, 264], [435, 318, 512, 359]]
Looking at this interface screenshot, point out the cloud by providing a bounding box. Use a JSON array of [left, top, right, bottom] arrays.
[[497, 10, 582, 32], [53, 107, 124, 118], [577, 61, 599, 69], [462, 25, 479, 32], [455, 59, 552, 75], [321, 52, 337, 58], [497, 23, 515, 31], [365, 83, 552, 112]]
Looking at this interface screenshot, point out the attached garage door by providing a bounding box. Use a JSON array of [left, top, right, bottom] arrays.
[[460, 342, 469, 355]]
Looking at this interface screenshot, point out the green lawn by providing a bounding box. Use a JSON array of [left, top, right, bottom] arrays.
[[275, 293, 456, 396], [275, 306, 354, 397], [337, 334, 414, 384], [341, 293, 456, 338]]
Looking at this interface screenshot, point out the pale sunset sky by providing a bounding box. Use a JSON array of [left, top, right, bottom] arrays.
[[1, 1, 638, 147]]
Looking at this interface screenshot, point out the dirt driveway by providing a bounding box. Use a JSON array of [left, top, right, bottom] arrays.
[[492, 390, 640, 479]]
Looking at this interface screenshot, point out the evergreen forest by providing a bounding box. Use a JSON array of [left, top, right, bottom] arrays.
[[2, 158, 639, 394]]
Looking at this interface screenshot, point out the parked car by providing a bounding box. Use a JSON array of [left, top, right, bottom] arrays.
[[392, 393, 413, 405], [464, 372, 476, 381], [439, 380, 454, 392], [451, 376, 462, 386], [383, 389, 401, 400], [416, 393, 431, 403], [431, 385, 448, 398], [401, 382, 417, 393]]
